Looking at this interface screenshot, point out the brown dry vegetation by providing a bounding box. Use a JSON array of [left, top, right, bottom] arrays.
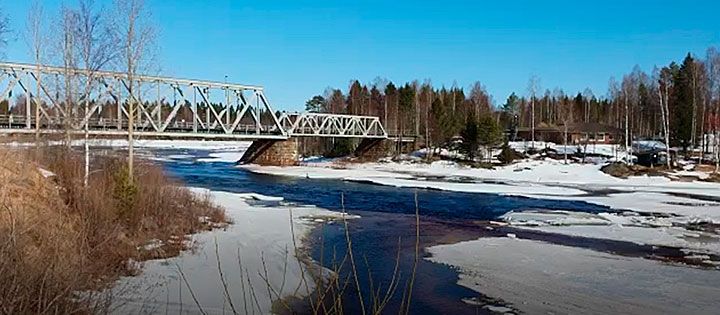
[[0, 146, 226, 314]]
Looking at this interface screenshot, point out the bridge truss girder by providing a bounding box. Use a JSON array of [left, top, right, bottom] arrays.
[[0, 62, 393, 141], [0, 62, 286, 139], [278, 112, 388, 138]]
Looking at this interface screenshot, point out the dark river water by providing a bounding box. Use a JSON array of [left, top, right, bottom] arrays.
[[153, 148, 610, 314]]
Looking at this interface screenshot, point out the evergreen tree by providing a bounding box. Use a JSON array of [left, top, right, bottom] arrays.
[[501, 92, 520, 131], [305, 95, 326, 113], [460, 113, 479, 160], [477, 114, 503, 162], [398, 83, 415, 136], [671, 54, 695, 150], [384, 82, 398, 135], [431, 96, 452, 146]]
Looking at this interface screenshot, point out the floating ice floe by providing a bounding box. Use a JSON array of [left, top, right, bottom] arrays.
[[233, 192, 285, 201], [196, 151, 247, 163], [501, 210, 611, 226]]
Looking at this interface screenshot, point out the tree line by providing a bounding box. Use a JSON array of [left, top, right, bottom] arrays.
[[304, 49, 720, 164]]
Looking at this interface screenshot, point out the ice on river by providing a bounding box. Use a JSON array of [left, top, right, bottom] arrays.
[[196, 151, 249, 163]]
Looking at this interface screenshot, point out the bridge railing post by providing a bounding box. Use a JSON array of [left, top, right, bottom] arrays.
[[192, 86, 197, 133]]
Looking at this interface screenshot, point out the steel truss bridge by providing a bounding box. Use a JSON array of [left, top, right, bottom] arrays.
[[0, 62, 388, 141]]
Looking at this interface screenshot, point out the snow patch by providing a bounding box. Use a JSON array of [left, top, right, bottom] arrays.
[[37, 167, 55, 178], [196, 151, 247, 163], [112, 188, 354, 314], [427, 237, 720, 314]]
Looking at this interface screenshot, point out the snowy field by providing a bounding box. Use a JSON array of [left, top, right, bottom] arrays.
[[111, 188, 355, 314]]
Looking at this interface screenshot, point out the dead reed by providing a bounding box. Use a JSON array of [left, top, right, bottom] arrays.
[[0, 146, 227, 314]]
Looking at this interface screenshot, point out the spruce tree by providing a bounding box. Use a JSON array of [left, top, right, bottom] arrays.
[[671, 54, 695, 151], [501, 93, 520, 138], [460, 113, 479, 160], [478, 115, 503, 162]]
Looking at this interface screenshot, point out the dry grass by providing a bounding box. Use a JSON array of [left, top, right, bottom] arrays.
[[0, 146, 226, 314]]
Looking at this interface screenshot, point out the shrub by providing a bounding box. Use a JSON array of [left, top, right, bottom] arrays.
[[113, 165, 139, 225], [0, 147, 227, 313], [498, 144, 516, 165]]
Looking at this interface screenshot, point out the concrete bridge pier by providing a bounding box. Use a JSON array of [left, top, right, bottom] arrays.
[[354, 138, 391, 160], [238, 139, 299, 166], [239, 137, 407, 166]]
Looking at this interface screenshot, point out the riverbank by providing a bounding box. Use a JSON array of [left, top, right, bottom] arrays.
[[428, 237, 720, 315], [111, 188, 357, 314], [0, 147, 228, 313]]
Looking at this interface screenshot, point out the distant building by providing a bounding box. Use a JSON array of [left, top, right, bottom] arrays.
[[516, 123, 622, 145]]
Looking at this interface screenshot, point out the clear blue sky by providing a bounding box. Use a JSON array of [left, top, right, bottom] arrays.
[[3, 0, 719, 111]]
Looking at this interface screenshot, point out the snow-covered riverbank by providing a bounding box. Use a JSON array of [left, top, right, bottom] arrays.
[[427, 237, 720, 315], [112, 188, 355, 314]]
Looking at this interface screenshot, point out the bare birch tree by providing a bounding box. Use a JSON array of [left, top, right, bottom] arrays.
[[621, 74, 639, 164], [75, 0, 118, 186], [556, 89, 572, 164], [58, 6, 78, 146], [695, 60, 709, 164], [27, 0, 47, 142], [707, 47, 720, 172], [582, 88, 594, 123], [114, 0, 155, 181], [690, 58, 698, 148], [527, 75, 540, 149], [654, 67, 672, 168]]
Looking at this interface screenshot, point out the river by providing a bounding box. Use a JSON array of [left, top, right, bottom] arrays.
[[139, 148, 620, 314]]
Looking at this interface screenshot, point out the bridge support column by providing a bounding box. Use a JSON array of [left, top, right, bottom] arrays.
[[239, 139, 299, 166], [354, 138, 391, 160]]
